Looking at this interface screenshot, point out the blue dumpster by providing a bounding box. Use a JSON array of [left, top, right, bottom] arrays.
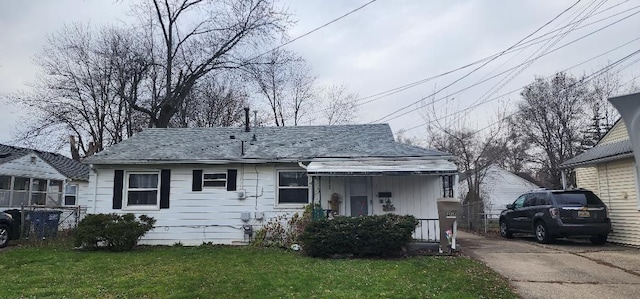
[[25, 210, 63, 239]]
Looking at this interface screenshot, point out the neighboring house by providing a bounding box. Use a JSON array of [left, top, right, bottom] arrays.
[[83, 123, 458, 245], [458, 164, 541, 218], [0, 144, 90, 210], [561, 119, 640, 246]]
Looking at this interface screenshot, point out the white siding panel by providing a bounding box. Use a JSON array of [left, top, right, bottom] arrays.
[[89, 164, 305, 245], [593, 158, 640, 246]]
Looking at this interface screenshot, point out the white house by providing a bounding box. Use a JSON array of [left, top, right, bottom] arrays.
[[459, 164, 540, 218], [0, 144, 89, 210], [82, 123, 458, 245]]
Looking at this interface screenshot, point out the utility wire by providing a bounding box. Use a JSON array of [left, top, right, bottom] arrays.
[[401, 37, 640, 133], [252, 0, 378, 60], [301, 1, 640, 125], [371, 0, 583, 123], [374, 8, 640, 127]]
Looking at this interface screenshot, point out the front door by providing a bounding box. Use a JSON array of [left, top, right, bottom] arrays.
[[349, 177, 368, 216]]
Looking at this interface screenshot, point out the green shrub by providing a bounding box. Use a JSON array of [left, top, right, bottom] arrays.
[[74, 213, 156, 251], [252, 204, 317, 249], [300, 214, 418, 258]]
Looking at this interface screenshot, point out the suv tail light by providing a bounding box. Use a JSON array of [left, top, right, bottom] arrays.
[[549, 207, 559, 219]]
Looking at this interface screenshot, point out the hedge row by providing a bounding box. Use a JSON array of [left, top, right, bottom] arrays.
[[299, 214, 418, 258], [74, 213, 155, 251]]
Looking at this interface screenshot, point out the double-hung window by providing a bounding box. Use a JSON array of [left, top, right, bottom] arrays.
[[203, 172, 227, 188], [64, 184, 78, 206], [277, 171, 309, 205], [125, 172, 160, 207]]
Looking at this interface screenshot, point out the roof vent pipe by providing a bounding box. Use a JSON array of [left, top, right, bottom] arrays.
[[244, 107, 250, 132], [608, 92, 640, 193]]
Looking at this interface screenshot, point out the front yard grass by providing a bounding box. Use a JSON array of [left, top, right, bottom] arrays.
[[0, 245, 516, 298]]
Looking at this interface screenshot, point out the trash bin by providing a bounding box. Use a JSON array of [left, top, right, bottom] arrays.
[[24, 210, 63, 239], [437, 197, 460, 253]]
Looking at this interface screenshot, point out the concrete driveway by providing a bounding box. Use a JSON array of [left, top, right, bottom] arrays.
[[457, 231, 640, 299]]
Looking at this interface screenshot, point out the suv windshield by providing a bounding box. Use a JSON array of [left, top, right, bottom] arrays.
[[552, 192, 603, 206]]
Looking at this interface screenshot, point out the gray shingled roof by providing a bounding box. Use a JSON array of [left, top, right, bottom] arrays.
[[84, 124, 452, 164], [561, 139, 633, 168], [0, 144, 90, 180]]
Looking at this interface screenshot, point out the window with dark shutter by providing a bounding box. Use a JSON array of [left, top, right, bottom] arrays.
[[160, 169, 170, 209], [227, 169, 237, 191], [192, 170, 203, 191], [113, 170, 124, 209]]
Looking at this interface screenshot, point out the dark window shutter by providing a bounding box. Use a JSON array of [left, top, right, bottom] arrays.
[[112, 170, 124, 209], [227, 169, 237, 191], [160, 169, 171, 209], [192, 170, 203, 191]]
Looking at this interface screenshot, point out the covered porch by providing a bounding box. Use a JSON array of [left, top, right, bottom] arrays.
[[306, 159, 458, 242]]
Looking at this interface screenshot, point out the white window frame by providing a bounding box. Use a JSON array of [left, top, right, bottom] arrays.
[[64, 184, 78, 206], [123, 171, 161, 210], [203, 172, 227, 188], [276, 170, 310, 208]]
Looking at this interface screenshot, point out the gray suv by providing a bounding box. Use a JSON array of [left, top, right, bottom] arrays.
[[499, 189, 611, 244]]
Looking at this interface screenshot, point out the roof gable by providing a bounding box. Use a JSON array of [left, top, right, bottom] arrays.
[[598, 118, 628, 145], [85, 124, 452, 164], [0, 144, 89, 180]]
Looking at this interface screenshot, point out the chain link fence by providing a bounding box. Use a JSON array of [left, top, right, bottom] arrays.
[[458, 201, 501, 235], [3, 206, 87, 240]]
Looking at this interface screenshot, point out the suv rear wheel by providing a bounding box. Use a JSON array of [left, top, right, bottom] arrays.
[[499, 219, 513, 238], [590, 234, 607, 245], [535, 221, 552, 244], [0, 224, 10, 248]]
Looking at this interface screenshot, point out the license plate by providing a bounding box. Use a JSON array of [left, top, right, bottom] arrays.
[[577, 211, 590, 217]]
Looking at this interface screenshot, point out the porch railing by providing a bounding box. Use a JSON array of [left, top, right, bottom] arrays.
[[414, 218, 439, 242]]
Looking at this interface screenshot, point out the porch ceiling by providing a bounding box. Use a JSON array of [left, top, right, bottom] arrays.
[[306, 159, 458, 176]]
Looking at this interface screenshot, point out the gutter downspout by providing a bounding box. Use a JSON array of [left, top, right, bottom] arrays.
[[90, 164, 98, 214]]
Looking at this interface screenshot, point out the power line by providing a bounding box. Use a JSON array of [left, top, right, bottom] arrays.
[[353, 0, 637, 107], [370, 0, 583, 124], [465, 48, 640, 137], [375, 3, 640, 126], [252, 0, 378, 60], [400, 36, 640, 133], [301, 1, 640, 125]]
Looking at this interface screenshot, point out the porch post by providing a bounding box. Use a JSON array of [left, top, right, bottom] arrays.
[[561, 170, 567, 190]]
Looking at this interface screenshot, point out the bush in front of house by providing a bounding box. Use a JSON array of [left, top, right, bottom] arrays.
[[252, 204, 317, 249], [300, 214, 418, 258], [74, 213, 156, 251]]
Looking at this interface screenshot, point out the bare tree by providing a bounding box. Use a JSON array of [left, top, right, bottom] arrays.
[[14, 24, 146, 157], [511, 72, 590, 189], [129, 0, 290, 128], [172, 73, 248, 127], [246, 48, 315, 126], [317, 84, 358, 125]]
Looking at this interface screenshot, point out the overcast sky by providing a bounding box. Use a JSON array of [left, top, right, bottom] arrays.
[[1, 0, 639, 149]]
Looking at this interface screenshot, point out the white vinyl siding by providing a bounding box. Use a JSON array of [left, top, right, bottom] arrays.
[[576, 167, 599, 195], [599, 121, 628, 145], [88, 164, 302, 245]]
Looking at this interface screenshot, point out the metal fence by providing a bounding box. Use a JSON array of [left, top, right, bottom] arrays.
[[458, 201, 501, 234], [7, 206, 87, 240]]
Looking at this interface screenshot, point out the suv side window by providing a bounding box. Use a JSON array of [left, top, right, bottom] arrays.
[[523, 194, 536, 207], [536, 193, 550, 206], [514, 195, 526, 209]]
